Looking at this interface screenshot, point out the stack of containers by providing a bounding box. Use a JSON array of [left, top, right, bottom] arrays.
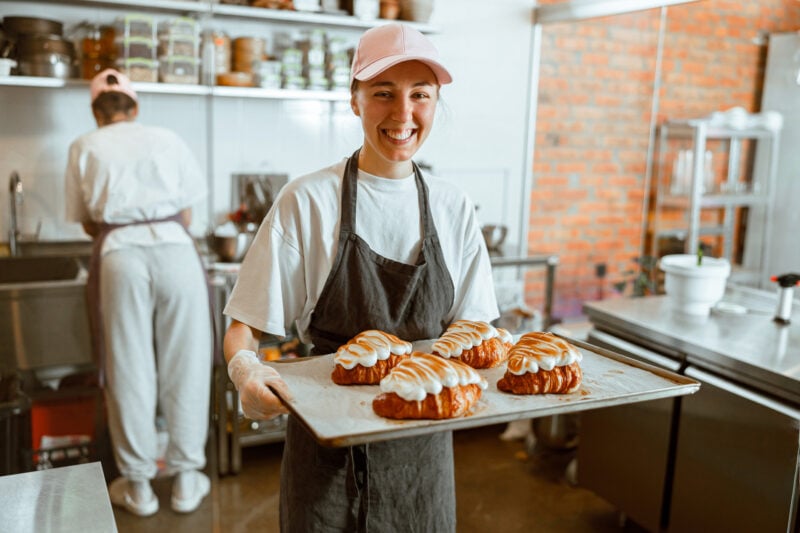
[[257, 59, 282, 89], [300, 29, 328, 91], [254, 31, 285, 89], [326, 36, 351, 91], [114, 13, 158, 82], [227, 36, 266, 87], [280, 45, 304, 89], [158, 17, 200, 84]]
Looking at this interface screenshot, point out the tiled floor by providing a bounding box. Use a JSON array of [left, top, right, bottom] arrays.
[[112, 422, 637, 533]]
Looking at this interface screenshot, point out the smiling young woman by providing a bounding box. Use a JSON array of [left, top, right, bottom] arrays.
[[222, 23, 498, 533]]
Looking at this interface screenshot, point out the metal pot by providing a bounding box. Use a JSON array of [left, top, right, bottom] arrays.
[[481, 224, 508, 251], [17, 55, 77, 79], [0, 27, 13, 58], [1, 16, 63, 38], [16, 34, 75, 56], [207, 232, 255, 263]]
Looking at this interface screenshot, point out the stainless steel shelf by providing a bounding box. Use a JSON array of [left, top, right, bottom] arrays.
[[0, 76, 212, 94], [660, 192, 768, 209], [0, 76, 66, 89], [39, 0, 208, 13], [654, 226, 725, 239], [0, 76, 352, 101], [212, 85, 349, 101], [18, 0, 438, 33], [663, 120, 776, 140], [211, 3, 437, 32]]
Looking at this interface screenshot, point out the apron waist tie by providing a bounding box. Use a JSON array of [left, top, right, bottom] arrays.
[[350, 443, 370, 533]]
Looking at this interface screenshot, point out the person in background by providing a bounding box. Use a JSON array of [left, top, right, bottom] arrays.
[[64, 69, 212, 517], [222, 23, 499, 531]]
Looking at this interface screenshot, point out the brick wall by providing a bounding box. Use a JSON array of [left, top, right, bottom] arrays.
[[528, 0, 800, 321]]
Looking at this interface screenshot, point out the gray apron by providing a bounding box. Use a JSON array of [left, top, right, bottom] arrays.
[[280, 150, 456, 533]]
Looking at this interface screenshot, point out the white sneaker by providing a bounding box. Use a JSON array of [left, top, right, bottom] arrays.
[[499, 419, 532, 441], [171, 470, 210, 513], [108, 477, 159, 517]]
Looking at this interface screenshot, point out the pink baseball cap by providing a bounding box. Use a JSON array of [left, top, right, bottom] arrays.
[[351, 23, 452, 85], [90, 68, 138, 104]]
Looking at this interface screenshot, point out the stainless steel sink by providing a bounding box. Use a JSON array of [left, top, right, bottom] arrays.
[[0, 256, 86, 284], [0, 255, 93, 372], [16, 239, 93, 259]]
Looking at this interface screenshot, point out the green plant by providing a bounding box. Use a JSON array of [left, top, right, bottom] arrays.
[[613, 255, 659, 297]]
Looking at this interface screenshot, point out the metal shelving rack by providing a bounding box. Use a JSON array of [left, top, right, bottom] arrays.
[[648, 118, 781, 286], [0, 0, 437, 101]]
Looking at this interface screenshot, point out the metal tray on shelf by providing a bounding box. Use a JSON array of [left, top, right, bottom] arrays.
[[266, 335, 700, 448]]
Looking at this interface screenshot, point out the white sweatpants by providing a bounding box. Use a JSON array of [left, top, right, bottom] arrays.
[[100, 243, 212, 481]]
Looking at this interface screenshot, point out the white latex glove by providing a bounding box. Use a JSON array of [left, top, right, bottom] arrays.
[[227, 350, 292, 420]]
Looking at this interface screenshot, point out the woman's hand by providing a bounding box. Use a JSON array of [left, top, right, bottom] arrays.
[[224, 319, 292, 420], [227, 350, 293, 420]]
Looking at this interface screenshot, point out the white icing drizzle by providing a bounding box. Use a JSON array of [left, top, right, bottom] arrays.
[[497, 327, 513, 344], [432, 320, 511, 358], [506, 332, 582, 376], [334, 330, 412, 370], [379, 352, 488, 401]]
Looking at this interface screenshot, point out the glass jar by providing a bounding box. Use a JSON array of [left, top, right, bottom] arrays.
[[80, 24, 116, 80]]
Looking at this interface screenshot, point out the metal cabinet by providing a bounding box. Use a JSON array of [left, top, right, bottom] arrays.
[[648, 118, 781, 287], [578, 286, 800, 532], [580, 329, 683, 532], [580, 323, 800, 533], [669, 366, 799, 533]]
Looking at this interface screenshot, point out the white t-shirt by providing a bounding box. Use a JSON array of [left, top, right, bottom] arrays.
[[224, 158, 500, 345], [65, 121, 206, 254]]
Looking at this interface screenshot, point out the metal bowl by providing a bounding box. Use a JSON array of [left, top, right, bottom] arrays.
[[481, 224, 508, 251], [207, 232, 254, 263]]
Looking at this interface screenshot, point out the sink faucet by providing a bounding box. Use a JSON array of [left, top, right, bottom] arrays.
[[9, 171, 22, 257]]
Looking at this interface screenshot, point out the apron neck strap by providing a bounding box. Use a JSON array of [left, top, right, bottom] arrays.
[[339, 149, 439, 239]]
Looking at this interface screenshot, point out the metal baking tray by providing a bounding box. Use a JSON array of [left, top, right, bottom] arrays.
[[266, 335, 700, 447]]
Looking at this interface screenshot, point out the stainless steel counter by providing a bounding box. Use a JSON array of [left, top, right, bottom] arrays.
[[0, 461, 117, 532], [584, 285, 800, 404], [580, 286, 800, 532]]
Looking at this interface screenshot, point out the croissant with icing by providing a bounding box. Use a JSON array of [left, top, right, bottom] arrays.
[[497, 332, 583, 395], [372, 352, 487, 419], [432, 320, 514, 369], [331, 330, 412, 385]]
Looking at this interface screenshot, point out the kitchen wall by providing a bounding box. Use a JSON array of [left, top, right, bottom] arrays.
[[527, 0, 800, 319], [5, 0, 798, 322], [0, 0, 533, 248]]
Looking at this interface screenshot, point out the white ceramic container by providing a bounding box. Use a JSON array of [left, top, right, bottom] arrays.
[[659, 254, 731, 316], [0, 58, 17, 76]]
